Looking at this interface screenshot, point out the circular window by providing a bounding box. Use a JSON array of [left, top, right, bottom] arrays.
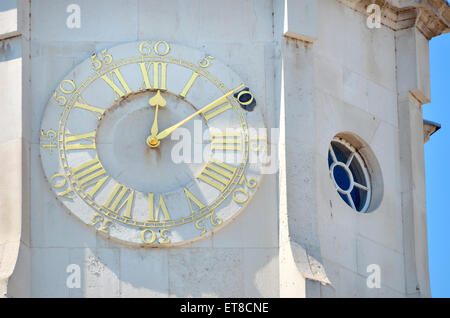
[[328, 137, 371, 213]]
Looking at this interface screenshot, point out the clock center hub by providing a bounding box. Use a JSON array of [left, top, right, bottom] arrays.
[[147, 136, 160, 148]]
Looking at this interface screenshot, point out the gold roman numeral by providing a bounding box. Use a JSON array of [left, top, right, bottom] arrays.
[[197, 159, 237, 192], [71, 157, 109, 199], [184, 187, 206, 215], [65, 131, 96, 151], [73, 97, 105, 119], [101, 68, 132, 100], [203, 99, 232, 121], [179, 72, 199, 98], [103, 184, 135, 219], [211, 131, 242, 151], [139, 62, 167, 90], [147, 193, 171, 221]]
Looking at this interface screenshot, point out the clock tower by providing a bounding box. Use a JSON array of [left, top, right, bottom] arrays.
[[0, 0, 449, 297]]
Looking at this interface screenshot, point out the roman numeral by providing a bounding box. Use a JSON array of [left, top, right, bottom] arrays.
[[197, 159, 237, 192], [184, 187, 206, 215], [203, 99, 232, 121], [101, 68, 132, 100], [179, 72, 199, 98], [103, 184, 135, 219], [73, 97, 105, 119], [211, 131, 242, 151], [71, 157, 109, 199], [139, 62, 167, 90], [65, 131, 96, 151], [147, 193, 171, 221]]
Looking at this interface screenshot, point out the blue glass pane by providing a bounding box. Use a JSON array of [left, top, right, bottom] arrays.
[[351, 187, 367, 212], [331, 141, 351, 163], [333, 165, 351, 191], [349, 158, 367, 187], [329, 140, 370, 212]]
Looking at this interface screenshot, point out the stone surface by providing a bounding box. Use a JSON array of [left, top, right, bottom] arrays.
[[1, 0, 445, 297], [0, 19, 22, 296], [284, 0, 318, 42], [119, 248, 169, 297], [0, 0, 18, 39], [168, 248, 244, 297]]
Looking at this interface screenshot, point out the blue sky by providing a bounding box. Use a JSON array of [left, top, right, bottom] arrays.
[[423, 32, 450, 298]]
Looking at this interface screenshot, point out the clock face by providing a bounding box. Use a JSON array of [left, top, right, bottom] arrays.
[[39, 40, 266, 246]]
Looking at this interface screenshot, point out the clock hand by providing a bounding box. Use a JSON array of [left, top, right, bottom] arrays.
[[151, 105, 159, 137], [155, 84, 245, 140], [146, 90, 167, 148]]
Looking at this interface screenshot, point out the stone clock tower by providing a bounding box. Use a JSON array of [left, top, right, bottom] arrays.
[[0, 0, 448, 298]]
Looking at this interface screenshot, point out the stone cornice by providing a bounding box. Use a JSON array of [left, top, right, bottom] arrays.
[[423, 119, 441, 143], [416, 0, 450, 39], [337, 0, 450, 39]]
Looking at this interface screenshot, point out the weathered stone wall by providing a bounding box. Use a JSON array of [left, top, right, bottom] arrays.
[[314, 0, 405, 297], [279, 0, 438, 297], [9, 0, 281, 297], [0, 0, 28, 298], [2, 0, 447, 297]]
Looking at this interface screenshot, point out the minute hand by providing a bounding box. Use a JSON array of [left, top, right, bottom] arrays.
[[155, 84, 245, 140]]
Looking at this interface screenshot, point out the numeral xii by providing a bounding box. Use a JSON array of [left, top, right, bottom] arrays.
[[139, 62, 167, 90]]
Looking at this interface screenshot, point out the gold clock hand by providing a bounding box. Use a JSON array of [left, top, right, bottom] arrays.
[[155, 84, 245, 140], [151, 105, 159, 137], [146, 90, 167, 148]]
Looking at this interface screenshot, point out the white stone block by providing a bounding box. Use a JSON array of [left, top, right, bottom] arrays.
[[317, 93, 381, 146], [168, 248, 244, 297], [396, 28, 431, 103], [322, 0, 396, 91], [325, 260, 405, 297], [315, 0, 347, 64], [138, 0, 274, 43], [318, 220, 358, 273], [243, 248, 279, 297], [368, 80, 398, 127], [0, 1, 18, 39], [414, 29, 431, 102], [79, 248, 120, 298], [0, 42, 21, 144], [119, 248, 169, 297], [342, 67, 369, 112], [31, 0, 138, 42], [356, 237, 406, 293], [284, 0, 318, 42], [6, 240, 31, 297], [314, 54, 343, 100], [31, 247, 70, 297], [0, 139, 21, 243]]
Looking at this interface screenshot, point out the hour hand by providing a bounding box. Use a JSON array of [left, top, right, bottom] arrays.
[[146, 90, 166, 148]]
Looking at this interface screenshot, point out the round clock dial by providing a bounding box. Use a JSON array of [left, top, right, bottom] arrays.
[[39, 40, 266, 246]]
